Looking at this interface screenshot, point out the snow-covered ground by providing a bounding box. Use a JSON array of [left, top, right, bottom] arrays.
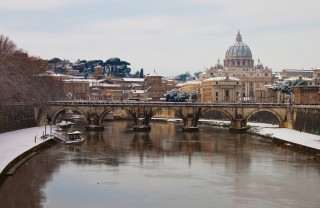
[[0, 126, 55, 174], [1, 120, 320, 175], [248, 124, 320, 151], [201, 119, 320, 151]]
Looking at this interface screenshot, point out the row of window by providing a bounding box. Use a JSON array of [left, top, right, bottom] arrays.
[[213, 73, 269, 77]]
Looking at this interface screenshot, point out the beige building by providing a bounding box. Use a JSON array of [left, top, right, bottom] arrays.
[[281, 68, 314, 79], [145, 70, 166, 101], [293, 86, 320, 105], [63, 79, 90, 100], [200, 77, 242, 102], [206, 31, 272, 102]]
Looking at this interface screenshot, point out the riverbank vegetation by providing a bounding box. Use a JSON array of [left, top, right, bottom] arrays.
[[0, 34, 64, 104]]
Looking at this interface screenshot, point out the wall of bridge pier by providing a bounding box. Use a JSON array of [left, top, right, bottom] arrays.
[[35, 101, 299, 132]]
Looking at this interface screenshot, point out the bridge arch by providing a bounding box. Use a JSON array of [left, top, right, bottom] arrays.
[[99, 108, 116, 125], [245, 109, 283, 127], [51, 107, 88, 124], [200, 108, 234, 123]]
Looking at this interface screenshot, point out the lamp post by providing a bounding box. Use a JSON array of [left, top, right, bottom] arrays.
[[44, 123, 46, 135]]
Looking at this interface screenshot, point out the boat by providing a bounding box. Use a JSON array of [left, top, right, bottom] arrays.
[[85, 125, 105, 131], [73, 114, 84, 119], [56, 120, 73, 129], [54, 131, 85, 145]]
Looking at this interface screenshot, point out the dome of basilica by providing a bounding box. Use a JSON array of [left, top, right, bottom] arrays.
[[225, 31, 252, 59]]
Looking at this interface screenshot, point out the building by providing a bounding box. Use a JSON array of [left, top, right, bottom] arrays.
[[200, 76, 242, 102], [293, 86, 320, 105], [145, 70, 166, 101], [281, 68, 314, 79], [205, 31, 272, 102], [63, 79, 90, 100]]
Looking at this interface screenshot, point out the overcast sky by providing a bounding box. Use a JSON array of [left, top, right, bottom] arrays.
[[1, 0, 319, 76]]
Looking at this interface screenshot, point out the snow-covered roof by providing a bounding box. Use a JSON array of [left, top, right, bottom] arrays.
[[90, 83, 122, 87], [284, 68, 314, 72], [147, 70, 162, 77], [63, 79, 91, 83], [284, 77, 313, 81], [68, 131, 82, 134], [176, 81, 200, 87], [203, 76, 240, 81], [130, 90, 145, 94], [175, 83, 184, 87], [123, 78, 145, 82]]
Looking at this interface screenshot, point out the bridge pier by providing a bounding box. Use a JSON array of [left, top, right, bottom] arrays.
[[176, 107, 202, 132], [125, 106, 161, 132], [181, 117, 199, 132], [229, 119, 250, 133]]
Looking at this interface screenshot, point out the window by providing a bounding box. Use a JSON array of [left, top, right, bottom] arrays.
[[216, 82, 218, 84], [226, 90, 229, 97], [216, 92, 218, 97], [265, 73, 268, 76]]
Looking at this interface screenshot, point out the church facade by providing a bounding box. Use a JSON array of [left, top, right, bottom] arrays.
[[203, 31, 273, 103]]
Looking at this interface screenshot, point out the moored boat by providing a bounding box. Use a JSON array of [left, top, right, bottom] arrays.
[[85, 125, 105, 131], [56, 120, 74, 129], [54, 131, 85, 145]]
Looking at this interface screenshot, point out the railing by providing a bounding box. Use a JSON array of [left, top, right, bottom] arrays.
[[47, 100, 293, 108]]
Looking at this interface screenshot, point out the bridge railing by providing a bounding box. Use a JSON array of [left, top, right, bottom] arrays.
[[47, 100, 293, 108]]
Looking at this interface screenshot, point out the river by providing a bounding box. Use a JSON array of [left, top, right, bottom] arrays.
[[0, 121, 320, 208]]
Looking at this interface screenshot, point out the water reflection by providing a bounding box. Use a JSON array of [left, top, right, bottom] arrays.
[[0, 121, 320, 208]]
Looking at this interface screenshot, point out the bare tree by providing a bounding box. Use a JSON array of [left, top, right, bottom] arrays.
[[0, 34, 64, 104]]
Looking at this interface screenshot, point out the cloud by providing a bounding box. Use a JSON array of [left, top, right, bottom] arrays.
[[0, 0, 90, 10], [1, 0, 320, 75]]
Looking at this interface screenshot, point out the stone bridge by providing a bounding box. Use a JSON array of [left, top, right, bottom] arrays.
[[35, 101, 295, 132]]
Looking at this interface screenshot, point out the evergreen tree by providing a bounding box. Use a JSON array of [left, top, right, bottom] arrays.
[[139, 68, 144, 78]]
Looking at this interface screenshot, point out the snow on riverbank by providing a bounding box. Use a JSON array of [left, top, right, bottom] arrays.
[[248, 124, 320, 151], [0, 126, 54, 174], [200, 119, 320, 151]]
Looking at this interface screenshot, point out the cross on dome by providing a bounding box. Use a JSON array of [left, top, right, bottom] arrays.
[[236, 30, 242, 42]]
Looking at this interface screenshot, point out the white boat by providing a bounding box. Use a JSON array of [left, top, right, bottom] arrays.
[[85, 125, 105, 131], [73, 114, 84, 119], [54, 131, 85, 145], [56, 120, 73, 128]]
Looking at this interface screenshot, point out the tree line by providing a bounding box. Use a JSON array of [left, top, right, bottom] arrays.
[[0, 34, 64, 104], [49, 57, 144, 78]]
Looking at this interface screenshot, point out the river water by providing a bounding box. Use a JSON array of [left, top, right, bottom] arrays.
[[0, 121, 320, 208]]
